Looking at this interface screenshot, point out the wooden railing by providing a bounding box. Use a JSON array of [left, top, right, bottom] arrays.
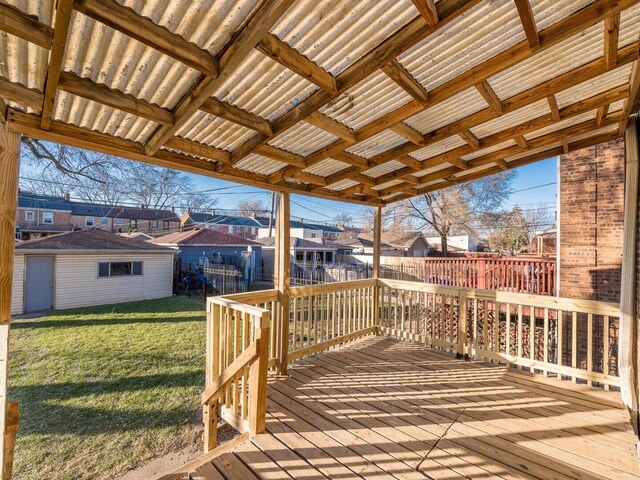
[[380, 279, 620, 389], [203, 296, 270, 451], [288, 279, 377, 362]]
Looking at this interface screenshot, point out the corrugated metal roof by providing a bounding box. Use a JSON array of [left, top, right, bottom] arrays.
[[304, 159, 351, 177], [411, 136, 467, 161], [177, 111, 255, 151], [525, 110, 595, 140], [269, 121, 337, 156], [462, 139, 516, 161], [346, 130, 408, 158], [555, 64, 633, 108], [414, 162, 456, 178], [363, 160, 406, 178], [234, 153, 287, 176]]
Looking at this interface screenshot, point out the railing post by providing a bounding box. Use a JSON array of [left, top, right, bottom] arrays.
[[477, 259, 486, 289], [373, 207, 382, 332], [249, 312, 270, 436], [457, 289, 468, 358], [203, 300, 219, 452], [274, 192, 290, 375]]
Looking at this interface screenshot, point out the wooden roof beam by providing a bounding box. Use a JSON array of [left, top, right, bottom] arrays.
[[231, 0, 480, 161], [255, 145, 306, 168], [604, 13, 620, 69], [459, 129, 480, 150], [374, 167, 420, 186], [73, 0, 218, 77], [475, 80, 503, 115], [514, 0, 540, 51], [332, 152, 371, 169], [0, 3, 53, 49], [201, 97, 273, 136], [0, 99, 7, 124], [547, 94, 561, 122], [304, 111, 356, 141], [381, 59, 429, 106], [514, 135, 528, 148], [411, 0, 439, 26], [0, 78, 43, 111], [595, 104, 609, 127], [620, 59, 640, 134], [40, 0, 74, 130], [145, 0, 295, 156], [256, 34, 337, 93], [495, 158, 509, 170], [389, 123, 426, 146], [58, 71, 175, 125], [164, 137, 230, 165]]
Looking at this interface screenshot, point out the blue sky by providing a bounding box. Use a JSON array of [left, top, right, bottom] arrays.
[[187, 156, 559, 224]]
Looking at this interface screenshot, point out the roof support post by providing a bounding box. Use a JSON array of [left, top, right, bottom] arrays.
[[0, 127, 20, 480], [274, 192, 290, 375], [619, 116, 639, 438], [373, 206, 382, 332]]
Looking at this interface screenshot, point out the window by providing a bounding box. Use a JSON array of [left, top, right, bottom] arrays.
[[163, 220, 170, 231], [98, 261, 143, 277], [130, 219, 137, 229], [152, 220, 158, 228], [42, 212, 54, 224], [101, 218, 108, 226], [25, 211, 34, 222], [311, 233, 316, 238], [116, 218, 124, 225], [85, 216, 95, 227]]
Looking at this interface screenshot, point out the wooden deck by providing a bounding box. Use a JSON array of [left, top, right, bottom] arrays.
[[185, 336, 640, 479]]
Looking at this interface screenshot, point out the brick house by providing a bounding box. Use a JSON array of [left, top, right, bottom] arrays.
[[15, 192, 180, 239], [559, 138, 624, 303]]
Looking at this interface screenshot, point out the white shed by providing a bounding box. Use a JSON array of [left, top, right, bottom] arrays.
[[11, 229, 175, 315]]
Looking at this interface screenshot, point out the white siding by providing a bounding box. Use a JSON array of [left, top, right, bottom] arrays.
[[53, 253, 174, 310], [11, 255, 24, 316]]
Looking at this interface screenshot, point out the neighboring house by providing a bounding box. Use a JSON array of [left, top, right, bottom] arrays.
[[71, 203, 180, 235], [151, 229, 262, 280], [15, 192, 180, 238], [181, 211, 262, 239], [529, 229, 557, 257], [333, 236, 394, 256], [255, 217, 343, 239], [257, 237, 338, 278], [334, 232, 430, 257], [426, 234, 479, 252], [384, 232, 431, 257], [11, 229, 174, 315], [16, 192, 74, 240]]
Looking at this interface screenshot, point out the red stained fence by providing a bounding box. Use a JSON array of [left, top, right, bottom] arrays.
[[380, 257, 556, 296]]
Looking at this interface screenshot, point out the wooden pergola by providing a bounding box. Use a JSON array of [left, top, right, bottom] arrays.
[[1, 0, 640, 478]]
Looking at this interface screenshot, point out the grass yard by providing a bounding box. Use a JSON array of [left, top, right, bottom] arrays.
[[8, 296, 207, 480]]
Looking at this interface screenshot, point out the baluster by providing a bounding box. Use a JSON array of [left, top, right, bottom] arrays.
[[557, 310, 563, 378], [543, 308, 549, 376], [529, 306, 535, 374], [603, 315, 610, 390], [587, 313, 593, 386], [517, 304, 523, 370], [572, 311, 578, 383]]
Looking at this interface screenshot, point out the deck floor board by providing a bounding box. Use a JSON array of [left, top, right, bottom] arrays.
[[194, 336, 640, 480]]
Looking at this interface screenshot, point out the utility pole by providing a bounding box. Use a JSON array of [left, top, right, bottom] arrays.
[[268, 191, 275, 237]]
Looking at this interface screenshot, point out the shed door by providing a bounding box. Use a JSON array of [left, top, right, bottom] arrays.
[[25, 256, 54, 312]]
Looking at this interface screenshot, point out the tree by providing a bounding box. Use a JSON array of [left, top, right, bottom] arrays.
[[397, 171, 517, 256], [334, 212, 354, 229], [19, 138, 217, 210], [236, 199, 267, 217], [522, 203, 555, 246]]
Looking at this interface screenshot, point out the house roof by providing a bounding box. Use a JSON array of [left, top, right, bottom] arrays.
[[254, 217, 343, 233], [18, 193, 72, 212], [186, 212, 262, 227], [151, 228, 259, 246], [256, 236, 337, 251], [17, 224, 73, 233], [333, 236, 392, 249], [71, 204, 180, 221], [2, 2, 637, 206], [359, 231, 428, 249], [15, 229, 174, 253]]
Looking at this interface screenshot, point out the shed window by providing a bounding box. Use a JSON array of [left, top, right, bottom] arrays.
[[152, 220, 158, 228], [98, 261, 143, 277], [163, 220, 170, 231], [101, 218, 108, 225], [130, 219, 137, 229], [25, 211, 34, 222], [42, 212, 54, 224], [85, 216, 95, 227]]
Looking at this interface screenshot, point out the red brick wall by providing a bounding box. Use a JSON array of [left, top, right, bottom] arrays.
[[559, 138, 624, 302]]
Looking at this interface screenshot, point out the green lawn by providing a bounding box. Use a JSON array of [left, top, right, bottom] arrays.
[[8, 296, 207, 480]]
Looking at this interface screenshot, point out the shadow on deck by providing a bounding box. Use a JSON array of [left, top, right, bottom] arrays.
[[179, 336, 640, 479]]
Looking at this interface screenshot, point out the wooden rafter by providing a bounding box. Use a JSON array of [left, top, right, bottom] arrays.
[[232, 0, 477, 161], [201, 97, 273, 136], [514, 0, 540, 50], [381, 59, 429, 106], [604, 13, 620, 69], [0, 78, 44, 111], [411, 0, 439, 25], [41, 0, 74, 130], [279, 0, 637, 174], [514, 135, 528, 148], [620, 59, 640, 133], [389, 123, 426, 146], [304, 112, 356, 142], [0, 3, 53, 49], [58, 72, 175, 125], [255, 145, 306, 168], [73, 0, 218, 76], [164, 137, 230, 165], [459, 129, 480, 150], [256, 34, 337, 93], [0, 99, 6, 123], [475, 80, 503, 115], [596, 104, 609, 127], [333, 152, 371, 170], [547, 94, 561, 122], [145, 0, 296, 156]]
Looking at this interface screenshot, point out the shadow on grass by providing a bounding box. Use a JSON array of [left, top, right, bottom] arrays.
[[10, 370, 204, 436], [11, 316, 202, 329]]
